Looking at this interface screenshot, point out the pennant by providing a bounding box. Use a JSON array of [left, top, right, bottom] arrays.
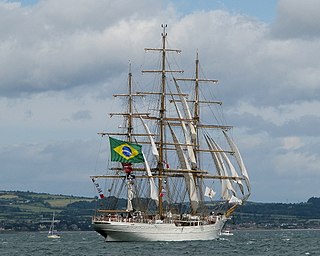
[[91, 178, 105, 199]]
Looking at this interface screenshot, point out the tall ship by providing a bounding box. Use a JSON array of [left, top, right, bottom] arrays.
[[90, 25, 251, 242]]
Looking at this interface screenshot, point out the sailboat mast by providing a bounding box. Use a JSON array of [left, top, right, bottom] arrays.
[[176, 54, 219, 163], [143, 24, 183, 217], [157, 24, 168, 216], [194, 52, 200, 124], [127, 63, 133, 142], [194, 53, 201, 170]]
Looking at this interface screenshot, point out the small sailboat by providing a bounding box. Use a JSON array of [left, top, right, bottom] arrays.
[[47, 213, 60, 239], [90, 24, 251, 242]]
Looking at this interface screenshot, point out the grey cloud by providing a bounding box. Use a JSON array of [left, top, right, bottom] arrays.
[[0, 0, 163, 97], [229, 110, 320, 138], [71, 110, 92, 121], [275, 115, 320, 137], [271, 0, 320, 39], [1, 1, 319, 108], [0, 140, 99, 196]]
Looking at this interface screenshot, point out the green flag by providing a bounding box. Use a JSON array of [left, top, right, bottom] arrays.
[[109, 137, 144, 163]]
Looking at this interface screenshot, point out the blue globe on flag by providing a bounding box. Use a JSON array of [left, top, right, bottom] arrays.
[[122, 146, 132, 157]]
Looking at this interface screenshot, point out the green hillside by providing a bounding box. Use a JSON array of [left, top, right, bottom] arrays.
[[0, 190, 319, 231], [0, 190, 96, 231], [229, 197, 320, 229]]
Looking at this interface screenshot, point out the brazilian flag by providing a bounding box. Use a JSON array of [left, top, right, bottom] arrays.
[[109, 136, 144, 163]]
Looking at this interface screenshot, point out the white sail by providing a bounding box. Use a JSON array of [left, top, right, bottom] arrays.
[[173, 79, 197, 143], [168, 125, 199, 213], [140, 116, 159, 160], [213, 139, 244, 195], [204, 134, 236, 200], [223, 131, 251, 196], [143, 153, 159, 206], [48, 212, 60, 239], [172, 97, 197, 169]]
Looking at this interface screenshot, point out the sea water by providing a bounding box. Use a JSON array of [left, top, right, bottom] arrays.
[[0, 229, 319, 256]]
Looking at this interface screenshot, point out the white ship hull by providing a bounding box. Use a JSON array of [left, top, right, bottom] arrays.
[[93, 218, 227, 242]]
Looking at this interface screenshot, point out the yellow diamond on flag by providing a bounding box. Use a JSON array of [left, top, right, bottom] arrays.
[[113, 144, 139, 160]]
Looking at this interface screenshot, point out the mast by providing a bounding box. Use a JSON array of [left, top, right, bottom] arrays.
[[194, 52, 200, 124], [143, 24, 183, 216], [127, 63, 133, 142], [175, 53, 220, 206], [158, 24, 166, 216], [105, 63, 149, 137], [175, 53, 219, 164], [99, 64, 143, 213]]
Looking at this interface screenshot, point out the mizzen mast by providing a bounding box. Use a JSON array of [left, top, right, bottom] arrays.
[[175, 53, 221, 165]]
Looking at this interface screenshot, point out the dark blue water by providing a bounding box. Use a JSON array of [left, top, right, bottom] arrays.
[[0, 229, 319, 255]]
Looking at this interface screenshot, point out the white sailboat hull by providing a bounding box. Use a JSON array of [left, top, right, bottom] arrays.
[[93, 218, 227, 242], [47, 234, 61, 239]]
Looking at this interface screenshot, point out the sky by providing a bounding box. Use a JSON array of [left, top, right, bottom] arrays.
[[1, 0, 320, 203]]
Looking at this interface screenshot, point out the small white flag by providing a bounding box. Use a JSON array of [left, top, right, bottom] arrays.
[[204, 187, 216, 198]]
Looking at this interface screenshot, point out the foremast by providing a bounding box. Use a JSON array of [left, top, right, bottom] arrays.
[[96, 63, 147, 213]]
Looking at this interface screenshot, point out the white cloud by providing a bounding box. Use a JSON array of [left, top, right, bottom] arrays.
[[231, 100, 320, 126], [275, 151, 320, 176], [0, 90, 121, 145], [281, 136, 303, 150]]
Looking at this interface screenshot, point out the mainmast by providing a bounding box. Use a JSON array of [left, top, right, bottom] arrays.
[[158, 25, 166, 216], [143, 24, 183, 216]]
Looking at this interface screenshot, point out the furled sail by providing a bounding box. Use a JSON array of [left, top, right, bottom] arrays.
[[213, 139, 244, 195], [139, 117, 160, 205], [173, 79, 197, 143], [222, 131, 251, 198], [168, 125, 199, 213], [143, 153, 159, 206], [204, 134, 236, 200], [140, 116, 159, 160], [171, 97, 197, 169]]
